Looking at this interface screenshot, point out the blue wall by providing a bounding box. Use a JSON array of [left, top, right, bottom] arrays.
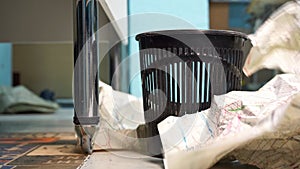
[[229, 2, 251, 31], [128, 0, 209, 97], [0, 43, 12, 86]]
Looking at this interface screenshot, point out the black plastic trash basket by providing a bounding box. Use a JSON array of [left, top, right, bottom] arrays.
[[136, 29, 252, 155]]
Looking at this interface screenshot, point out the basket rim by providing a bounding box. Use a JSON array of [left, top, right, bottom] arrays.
[[136, 29, 249, 41]]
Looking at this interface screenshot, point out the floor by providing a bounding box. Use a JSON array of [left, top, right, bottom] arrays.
[[0, 108, 258, 169], [0, 108, 84, 169], [0, 108, 164, 169], [0, 108, 74, 133]]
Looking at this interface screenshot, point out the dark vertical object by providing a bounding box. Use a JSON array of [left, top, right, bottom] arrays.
[[171, 61, 176, 114], [186, 51, 192, 114], [192, 60, 198, 112], [203, 62, 208, 108], [13, 72, 20, 86], [73, 0, 100, 154], [198, 61, 203, 111], [182, 59, 186, 115]]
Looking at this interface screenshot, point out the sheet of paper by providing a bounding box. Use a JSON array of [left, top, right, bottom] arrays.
[[94, 81, 145, 151], [243, 1, 300, 76], [161, 74, 300, 169]]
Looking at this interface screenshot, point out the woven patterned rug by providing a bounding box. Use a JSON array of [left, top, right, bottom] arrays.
[[0, 133, 86, 169]]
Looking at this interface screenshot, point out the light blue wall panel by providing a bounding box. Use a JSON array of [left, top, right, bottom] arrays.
[[0, 43, 12, 86], [229, 2, 251, 30], [128, 0, 209, 97]]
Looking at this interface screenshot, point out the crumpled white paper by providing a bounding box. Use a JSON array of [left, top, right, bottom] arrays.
[[97, 81, 144, 130], [243, 1, 300, 76], [162, 74, 300, 169], [94, 81, 145, 151]]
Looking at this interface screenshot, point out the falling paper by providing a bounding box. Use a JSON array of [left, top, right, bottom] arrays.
[[243, 1, 300, 76]]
